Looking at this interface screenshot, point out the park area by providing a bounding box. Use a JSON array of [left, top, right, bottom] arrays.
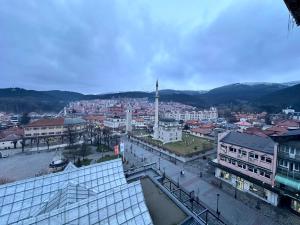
[[140, 133, 214, 157]]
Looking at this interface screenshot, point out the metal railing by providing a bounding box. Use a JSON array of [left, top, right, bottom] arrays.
[[278, 151, 300, 161], [160, 175, 228, 225]]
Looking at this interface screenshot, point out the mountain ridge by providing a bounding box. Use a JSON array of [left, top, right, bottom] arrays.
[[0, 82, 299, 113]]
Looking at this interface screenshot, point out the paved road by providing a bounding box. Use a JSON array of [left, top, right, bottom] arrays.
[[123, 138, 300, 225], [0, 151, 57, 181]]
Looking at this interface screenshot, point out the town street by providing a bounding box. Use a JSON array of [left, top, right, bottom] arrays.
[[123, 137, 300, 225]]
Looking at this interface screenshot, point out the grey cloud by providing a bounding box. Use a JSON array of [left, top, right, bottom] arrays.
[[0, 0, 299, 93]]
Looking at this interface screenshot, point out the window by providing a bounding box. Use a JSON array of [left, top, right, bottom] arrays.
[[279, 159, 283, 166], [242, 151, 247, 156], [248, 166, 254, 172], [294, 163, 299, 171], [238, 163, 246, 169], [229, 147, 237, 153], [266, 158, 272, 164], [254, 154, 259, 159], [261, 156, 265, 161], [265, 173, 271, 179], [260, 171, 265, 176], [221, 144, 227, 150], [249, 153, 254, 158], [228, 158, 236, 165]]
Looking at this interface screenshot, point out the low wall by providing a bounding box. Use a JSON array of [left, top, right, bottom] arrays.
[[129, 136, 202, 163]]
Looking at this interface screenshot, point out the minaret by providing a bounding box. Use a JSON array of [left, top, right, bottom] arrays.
[[126, 104, 132, 133], [153, 80, 159, 139]]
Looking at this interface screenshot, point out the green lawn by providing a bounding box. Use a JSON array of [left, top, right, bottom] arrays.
[[96, 144, 112, 152], [141, 133, 214, 156], [81, 158, 92, 166], [96, 155, 118, 163]]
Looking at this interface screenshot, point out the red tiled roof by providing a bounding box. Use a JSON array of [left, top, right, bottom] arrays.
[[0, 134, 21, 141], [191, 128, 212, 135], [244, 127, 268, 138], [26, 118, 64, 127], [84, 115, 105, 121], [185, 120, 199, 125], [235, 121, 252, 126], [263, 126, 288, 136], [0, 127, 24, 137], [276, 120, 300, 128]]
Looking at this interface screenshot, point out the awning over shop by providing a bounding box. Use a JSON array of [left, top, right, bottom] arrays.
[[275, 174, 300, 191]]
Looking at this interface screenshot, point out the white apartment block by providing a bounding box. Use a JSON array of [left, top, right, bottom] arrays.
[[164, 107, 218, 121]]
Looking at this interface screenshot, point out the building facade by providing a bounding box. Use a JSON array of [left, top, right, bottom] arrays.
[[24, 117, 86, 144], [214, 131, 279, 205], [157, 118, 182, 144], [103, 117, 126, 129], [164, 107, 218, 122], [272, 130, 300, 214]]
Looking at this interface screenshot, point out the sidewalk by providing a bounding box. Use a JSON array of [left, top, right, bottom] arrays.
[[125, 139, 300, 225]]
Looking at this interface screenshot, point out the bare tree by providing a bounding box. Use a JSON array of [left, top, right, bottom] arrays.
[[79, 142, 90, 160], [45, 137, 50, 150], [0, 177, 14, 185], [21, 137, 26, 153], [103, 128, 112, 151], [67, 127, 75, 146]]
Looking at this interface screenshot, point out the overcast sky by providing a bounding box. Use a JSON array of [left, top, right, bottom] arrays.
[[0, 0, 299, 94]]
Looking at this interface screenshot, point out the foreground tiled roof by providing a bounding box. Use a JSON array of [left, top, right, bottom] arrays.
[[19, 181, 152, 225], [221, 131, 275, 154], [0, 159, 130, 224]]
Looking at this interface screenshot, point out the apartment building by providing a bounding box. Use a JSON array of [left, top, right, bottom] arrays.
[[164, 107, 218, 122], [213, 131, 279, 205], [271, 130, 300, 214], [24, 117, 86, 138]]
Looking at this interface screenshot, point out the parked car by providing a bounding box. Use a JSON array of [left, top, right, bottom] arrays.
[[0, 151, 8, 158]]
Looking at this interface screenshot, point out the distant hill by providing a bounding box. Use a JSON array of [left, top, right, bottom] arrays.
[[0, 82, 299, 113], [255, 84, 300, 111], [0, 88, 86, 113], [201, 83, 287, 105], [158, 89, 208, 96]]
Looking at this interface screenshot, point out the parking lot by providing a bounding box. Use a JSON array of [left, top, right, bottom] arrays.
[[0, 151, 57, 181]]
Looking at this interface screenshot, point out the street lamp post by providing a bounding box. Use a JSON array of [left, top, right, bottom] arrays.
[[158, 157, 160, 171], [216, 193, 220, 217], [235, 180, 238, 199]]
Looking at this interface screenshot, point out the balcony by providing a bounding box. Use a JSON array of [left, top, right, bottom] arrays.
[[278, 151, 300, 162], [277, 167, 300, 181]]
